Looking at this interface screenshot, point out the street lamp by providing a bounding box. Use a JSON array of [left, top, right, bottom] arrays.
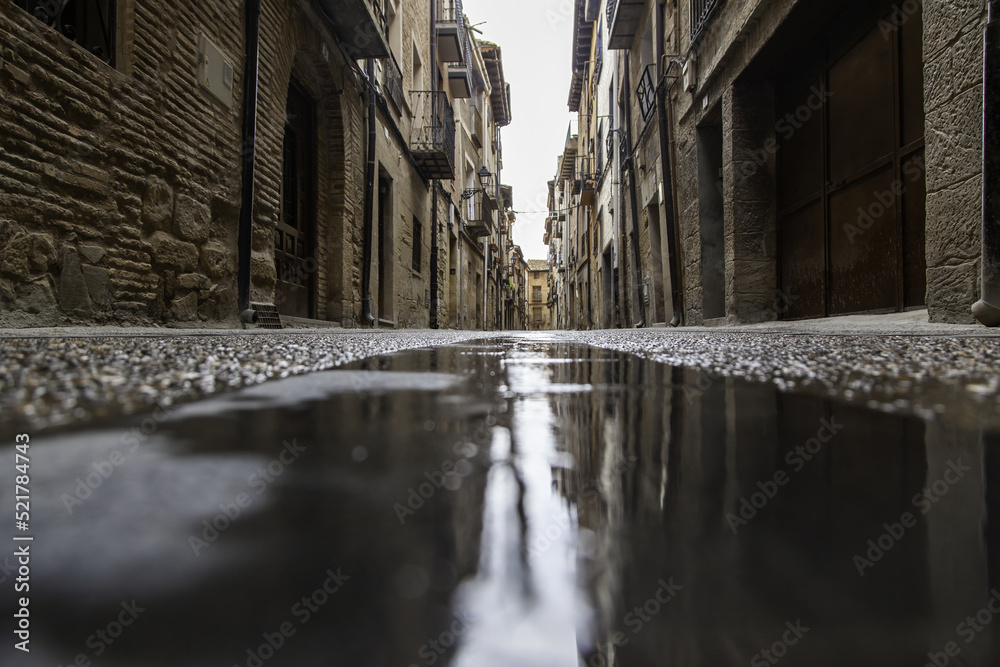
[[461, 167, 494, 201]]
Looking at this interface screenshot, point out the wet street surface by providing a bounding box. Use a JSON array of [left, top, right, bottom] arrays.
[[3, 333, 1000, 666]]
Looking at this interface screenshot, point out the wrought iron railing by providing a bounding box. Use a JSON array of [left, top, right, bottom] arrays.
[[17, 0, 116, 66], [372, 0, 388, 42], [690, 0, 723, 43], [439, 0, 466, 55], [380, 53, 404, 112], [410, 91, 455, 152], [606, 0, 618, 30], [635, 63, 657, 122]]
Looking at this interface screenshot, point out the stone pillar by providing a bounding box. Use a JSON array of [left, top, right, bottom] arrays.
[[973, 1, 1000, 325], [721, 81, 778, 323]]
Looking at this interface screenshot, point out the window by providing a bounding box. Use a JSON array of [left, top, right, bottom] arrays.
[[691, 0, 723, 43], [17, 1, 117, 67], [412, 42, 423, 91], [532, 286, 542, 302], [532, 307, 542, 323], [412, 217, 422, 272]]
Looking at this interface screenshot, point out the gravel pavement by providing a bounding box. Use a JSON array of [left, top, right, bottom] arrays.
[[2, 311, 1000, 436]]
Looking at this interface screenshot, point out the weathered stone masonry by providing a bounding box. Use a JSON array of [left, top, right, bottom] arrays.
[[0, 0, 246, 326]]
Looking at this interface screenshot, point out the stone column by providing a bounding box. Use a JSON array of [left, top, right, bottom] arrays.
[[721, 81, 778, 323]]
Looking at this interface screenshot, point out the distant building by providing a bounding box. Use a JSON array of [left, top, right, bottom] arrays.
[[527, 259, 552, 330]]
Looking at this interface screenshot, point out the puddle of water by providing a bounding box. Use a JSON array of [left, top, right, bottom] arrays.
[[0, 337, 997, 667]]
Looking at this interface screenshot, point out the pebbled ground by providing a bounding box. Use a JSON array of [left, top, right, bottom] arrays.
[[2, 322, 1000, 436]]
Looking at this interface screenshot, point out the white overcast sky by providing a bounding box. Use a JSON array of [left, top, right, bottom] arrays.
[[463, 0, 576, 261]]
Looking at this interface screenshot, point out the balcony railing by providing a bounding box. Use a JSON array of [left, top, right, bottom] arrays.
[[471, 105, 484, 148], [410, 91, 456, 180], [380, 53, 404, 112], [463, 189, 496, 237], [437, 0, 466, 64], [691, 0, 723, 43], [316, 0, 390, 58], [606, 0, 644, 50]]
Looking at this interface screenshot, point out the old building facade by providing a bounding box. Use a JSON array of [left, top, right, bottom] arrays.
[[0, 0, 518, 330], [546, 0, 994, 327], [527, 258, 552, 330]]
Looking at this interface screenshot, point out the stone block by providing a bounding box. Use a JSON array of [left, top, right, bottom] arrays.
[[178, 273, 210, 290], [200, 243, 231, 279], [252, 222, 272, 251], [81, 266, 109, 306], [142, 177, 174, 233], [78, 244, 106, 265], [925, 176, 982, 267], [17, 278, 57, 316], [170, 291, 199, 321], [198, 298, 217, 321], [0, 278, 15, 303], [174, 193, 211, 243], [148, 232, 198, 272], [58, 246, 92, 314], [251, 256, 277, 290], [926, 261, 979, 324]]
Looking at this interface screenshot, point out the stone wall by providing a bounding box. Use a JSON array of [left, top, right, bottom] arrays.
[[0, 0, 376, 328], [667, 0, 986, 324], [923, 0, 987, 323], [0, 0, 246, 326]]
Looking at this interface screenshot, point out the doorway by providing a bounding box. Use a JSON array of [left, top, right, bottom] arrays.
[[377, 171, 394, 325], [775, 2, 926, 317], [275, 81, 317, 318], [698, 116, 725, 320]]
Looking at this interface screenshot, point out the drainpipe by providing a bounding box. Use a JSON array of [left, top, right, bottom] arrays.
[[429, 0, 440, 328], [622, 53, 646, 327], [656, 0, 682, 327], [361, 58, 377, 326], [973, 0, 1000, 326], [237, 0, 261, 319]]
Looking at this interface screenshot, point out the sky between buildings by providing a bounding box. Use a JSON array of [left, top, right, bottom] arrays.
[[463, 0, 576, 262]]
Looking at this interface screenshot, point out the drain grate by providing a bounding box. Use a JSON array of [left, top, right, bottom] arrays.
[[249, 302, 283, 330]]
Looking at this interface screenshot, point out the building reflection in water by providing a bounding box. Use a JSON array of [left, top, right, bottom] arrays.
[[544, 344, 999, 667]]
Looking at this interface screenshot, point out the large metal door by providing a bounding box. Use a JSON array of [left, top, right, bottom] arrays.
[[275, 83, 316, 318], [776, 4, 925, 318]]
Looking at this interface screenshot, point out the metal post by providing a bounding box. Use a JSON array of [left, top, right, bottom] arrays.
[[237, 0, 261, 316], [973, 1, 1000, 326]]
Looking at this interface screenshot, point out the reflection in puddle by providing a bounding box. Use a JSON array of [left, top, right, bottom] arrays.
[[1, 337, 997, 667]]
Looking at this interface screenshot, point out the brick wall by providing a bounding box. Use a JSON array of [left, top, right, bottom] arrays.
[[0, 0, 246, 326]]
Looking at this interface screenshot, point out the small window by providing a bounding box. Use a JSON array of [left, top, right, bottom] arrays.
[[17, 0, 117, 67], [412, 217, 422, 272]]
